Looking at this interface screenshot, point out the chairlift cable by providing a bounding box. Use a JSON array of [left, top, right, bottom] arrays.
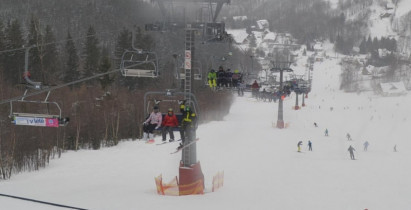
[[0, 67, 124, 105]]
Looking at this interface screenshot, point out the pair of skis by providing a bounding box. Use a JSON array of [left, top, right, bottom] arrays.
[[170, 138, 200, 154], [155, 139, 181, 146]]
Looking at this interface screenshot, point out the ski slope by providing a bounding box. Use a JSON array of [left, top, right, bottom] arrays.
[[1, 57, 411, 209]]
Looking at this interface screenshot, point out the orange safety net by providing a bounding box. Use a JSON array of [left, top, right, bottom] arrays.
[[154, 174, 179, 196], [212, 171, 224, 192], [154, 174, 164, 195]]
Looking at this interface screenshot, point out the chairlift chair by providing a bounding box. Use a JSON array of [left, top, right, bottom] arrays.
[[120, 49, 159, 78], [9, 100, 69, 127]]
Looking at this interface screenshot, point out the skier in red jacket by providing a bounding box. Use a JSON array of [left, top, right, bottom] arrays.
[[161, 108, 179, 142]]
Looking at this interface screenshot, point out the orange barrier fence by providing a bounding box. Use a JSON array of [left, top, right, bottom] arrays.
[[154, 174, 179, 196], [155, 174, 203, 196], [212, 171, 224, 192]]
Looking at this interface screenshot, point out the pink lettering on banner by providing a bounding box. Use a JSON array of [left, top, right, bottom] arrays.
[[45, 118, 59, 127]]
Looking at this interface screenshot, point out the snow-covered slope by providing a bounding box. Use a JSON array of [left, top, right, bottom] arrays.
[[1, 46, 411, 209]]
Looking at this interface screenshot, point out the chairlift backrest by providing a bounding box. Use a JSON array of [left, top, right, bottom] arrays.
[[120, 50, 159, 78]]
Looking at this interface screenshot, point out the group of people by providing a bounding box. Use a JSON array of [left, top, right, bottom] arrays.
[[208, 66, 244, 91], [142, 104, 197, 149], [297, 140, 312, 152], [311, 124, 394, 160]]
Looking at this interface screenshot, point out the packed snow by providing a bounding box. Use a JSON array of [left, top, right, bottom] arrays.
[[1, 48, 411, 209]]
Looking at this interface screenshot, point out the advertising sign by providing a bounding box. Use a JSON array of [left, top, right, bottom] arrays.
[[14, 117, 46, 126], [14, 117, 59, 127]]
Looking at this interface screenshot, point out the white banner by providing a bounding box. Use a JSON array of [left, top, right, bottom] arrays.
[[14, 117, 46, 126], [13, 117, 59, 127]]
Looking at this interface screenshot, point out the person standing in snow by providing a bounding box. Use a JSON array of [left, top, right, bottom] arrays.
[[297, 141, 303, 152], [394, 145, 397, 152], [143, 105, 162, 142], [363, 141, 369, 151], [308, 140, 312, 151], [313, 122, 318, 127], [348, 145, 356, 160], [161, 108, 179, 142], [325, 128, 329, 136], [346, 133, 352, 141]]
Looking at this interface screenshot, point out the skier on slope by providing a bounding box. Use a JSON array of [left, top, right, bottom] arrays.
[[308, 140, 312, 151], [348, 145, 356, 160], [346, 133, 352, 141], [363, 141, 369, 151], [297, 141, 303, 152]]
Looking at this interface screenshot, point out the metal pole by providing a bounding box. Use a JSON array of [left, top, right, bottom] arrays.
[[295, 92, 299, 110], [302, 92, 305, 107], [277, 69, 284, 128]]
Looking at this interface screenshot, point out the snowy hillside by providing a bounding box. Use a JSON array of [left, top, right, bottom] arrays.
[[2, 41, 411, 209]]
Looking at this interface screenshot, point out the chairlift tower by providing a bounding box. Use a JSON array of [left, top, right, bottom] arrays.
[[181, 25, 198, 166], [270, 61, 293, 129]]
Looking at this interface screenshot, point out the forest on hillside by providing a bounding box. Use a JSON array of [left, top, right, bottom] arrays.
[[0, 0, 247, 179]]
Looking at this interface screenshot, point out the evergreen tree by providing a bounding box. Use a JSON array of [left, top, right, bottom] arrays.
[[134, 26, 153, 50], [98, 49, 114, 91], [359, 37, 367, 54], [388, 38, 397, 52], [335, 34, 345, 53], [64, 31, 80, 84], [372, 37, 379, 51], [27, 16, 44, 83], [366, 35, 373, 53], [0, 20, 5, 80], [114, 27, 132, 68], [83, 25, 100, 82], [43, 25, 58, 82], [249, 34, 257, 48], [4, 19, 25, 85], [115, 27, 135, 89], [380, 37, 387, 49]]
